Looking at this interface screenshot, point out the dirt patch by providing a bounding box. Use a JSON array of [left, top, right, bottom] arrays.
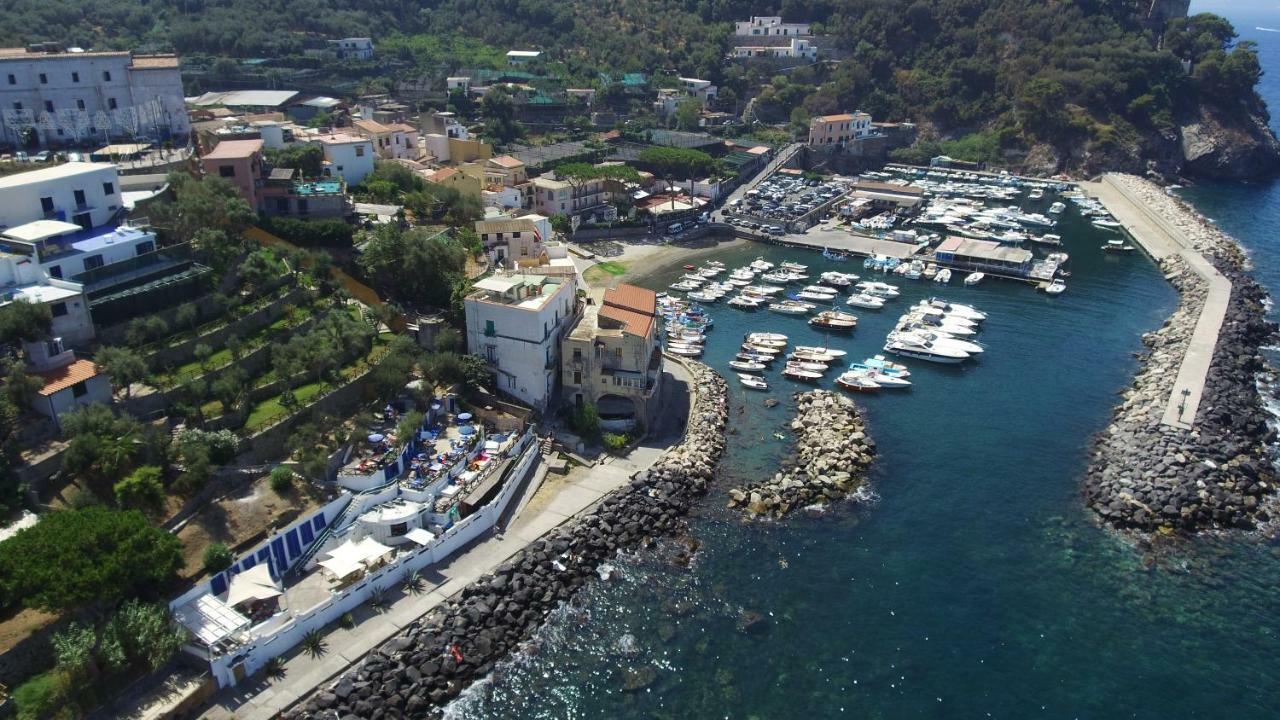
[[0, 606, 59, 655]]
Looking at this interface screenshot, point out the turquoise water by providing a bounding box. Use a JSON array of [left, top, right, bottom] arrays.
[[445, 12, 1280, 717]]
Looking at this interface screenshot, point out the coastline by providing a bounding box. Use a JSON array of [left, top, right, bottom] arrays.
[[1082, 174, 1278, 534], [580, 234, 747, 289]]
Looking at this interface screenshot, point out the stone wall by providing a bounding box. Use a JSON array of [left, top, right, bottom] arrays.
[[286, 361, 728, 718]]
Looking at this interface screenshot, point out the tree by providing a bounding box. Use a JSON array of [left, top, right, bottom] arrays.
[[203, 543, 233, 573], [433, 327, 463, 354], [636, 147, 715, 182], [150, 173, 255, 246], [3, 358, 41, 411], [265, 144, 324, 177], [269, 466, 293, 495], [0, 298, 51, 346], [358, 227, 468, 308], [96, 346, 150, 401], [114, 465, 165, 514], [480, 87, 522, 144], [0, 507, 183, 612], [238, 249, 286, 293], [674, 96, 702, 131], [459, 354, 492, 390]]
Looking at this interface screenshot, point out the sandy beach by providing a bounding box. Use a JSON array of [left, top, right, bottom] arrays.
[[577, 234, 749, 288]]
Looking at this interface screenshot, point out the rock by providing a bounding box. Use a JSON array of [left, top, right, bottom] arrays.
[[736, 610, 769, 634], [622, 665, 659, 692]]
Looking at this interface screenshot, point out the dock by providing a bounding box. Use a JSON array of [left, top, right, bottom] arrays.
[[1080, 174, 1231, 430], [753, 224, 924, 259]]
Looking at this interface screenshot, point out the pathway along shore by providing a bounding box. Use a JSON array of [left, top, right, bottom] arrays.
[[285, 361, 728, 718], [1081, 174, 1276, 533]]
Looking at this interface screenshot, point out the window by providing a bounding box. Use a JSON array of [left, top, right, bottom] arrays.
[[102, 182, 114, 196], [219, 165, 235, 178], [76, 99, 85, 110], [573, 371, 581, 384], [71, 381, 88, 398], [355, 145, 365, 157], [107, 98, 117, 110], [82, 255, 104, 271], [40, 197, 54, 213], [390, 522, 408, 537], [485, 344, 497, 362], [135, 240, 154, 255], [507, 374, 516, 389], [48, 265, 62, 279], [50, 302, 68, 318], [103, 71, 111, 81], [11, 102, 20, 111], [44, 100, 53, 113], [71, 71, 79, 82], [38, 73, 47, 84], [484, 320, 496, 337], [73, 189, 86, 207], [5, 74, 13, 85], [275, 198, 289, 213]]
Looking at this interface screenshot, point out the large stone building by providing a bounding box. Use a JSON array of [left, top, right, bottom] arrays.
[[0, 47, 188, 149], [561, 284, 663, 432]]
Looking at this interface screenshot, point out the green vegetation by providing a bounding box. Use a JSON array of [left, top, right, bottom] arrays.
[[257, 217, 356, 249], [202, 543, 233, 573], [352, 161, 481, 225], [636, 147, 717, 181], [11, 668, 69, 720], [359, 226, 470, 309], [113, 465, 165, 514], [592, 261, 627, 276], [265, 144, 324, 177], [269, 466, 294, 495], [569, 402, 601, 441], [0, 298, 51, 345]]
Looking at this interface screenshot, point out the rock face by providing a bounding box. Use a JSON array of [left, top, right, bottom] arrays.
[[286, 361, 728, 719], [1083, 175, 1278, 534], [1179, 107, 1280, 180], [726, 390, 875, 519]]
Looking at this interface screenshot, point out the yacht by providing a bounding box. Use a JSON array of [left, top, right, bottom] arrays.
[[1101, 239, 1136, 252], [1093, 218, 1122, 230], [794, 345, 848, 358], [782, 364, 824, 382], [847, 293, 886, 309], [780, 261, 808, 273], [856, 281, 901, 298], [819, 271, 858, 287], [742, 284, 785, 296], [964, 272, 985, 286], [727, 295, 762, 309], [749, 257, 775, 272], [769, 300, 814, 315], [883, 336, 971, 364], [836, 372, 880, 392], [1044, 279, 1067, 295], [787, 358, 830, 372], [746, 332, 789, 343], [796, 290, 839, 303], [809, 310, 858, 331], [729, 360, 767, 373], [917, 298, 986, 322], [738, 373, 770, 391], [892, 330, 984, 355], [1031, 233, 1063, 246], [901, 315, 978, 337]]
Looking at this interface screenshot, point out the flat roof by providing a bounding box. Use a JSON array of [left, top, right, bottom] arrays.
[[94, 142, 151, 155], [507, 50, 542, 58], [0, 162, 115, 190], [188, 90, 299, 108], [203, 139, 263, 160], [4, 283, 82, 305], [2, 220, 83, 243], [937, 236, 1033, 264], [314, 133, 368, 145]]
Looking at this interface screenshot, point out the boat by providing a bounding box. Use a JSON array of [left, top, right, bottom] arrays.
[[847, 293, 886, 309], [797, 290, 839, 302], [802, 285, 840, 296], [729, 360, 767, 373], [769, 301, 814, 315], [922, 263, 939, 280], [761, 271, 796, 284], [686, 291, 719, 303], [742, 343, 783, 356], [683, 264, 696, 271], [1048, 201, 1066, 214], [669, 280, 701, 292], [964, 272, 985, 286], [794, 346, 847, 358], [860, 355, 911, 376], [790, 350, 841, 365], [738, 373, 770, 391], [1092, 218, 1122, 230], [746, 332, 789, 343], [1032, 233, 1063, 246], [892, 330, 984, 355], [856, 369, 911, 388], [727, 296, 762, 308], [742, 285, 785, 296], [780, 261, 808, 273], [901, 315, 978, 337], [917, 298, 986, 322], [736, 352, 775, 364], [856, 281, 901, 298], [934, 268, 952, 284], [782, 364, 823, 382], [666, 345, 703, 357], [749, 257, 775, 272], [809, 310, 858, 330], [745, 335, 787, 348], [883, 336, 971, 364], [1044, 278, 1067, 295], [822, 247, 848, 262], [1101, 239, 1136, 252], [835, 372, 881, 392], [819, 271, 858, 287]]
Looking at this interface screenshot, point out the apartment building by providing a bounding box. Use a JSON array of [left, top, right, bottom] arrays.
[[201, 139, 265, 211], [561, 284, 663, 432], [734, 16, 812, 36], [464, 274, 578, 410], [314, 133, 375, 185], [328, 38, 374, 60], [200, 139, 347, 218], [0, 162, 121, 230], [0, 46, 189, 148], [730, 37, 818, 60], [353, 118, 417, 160], [808, 112, 874, 145]]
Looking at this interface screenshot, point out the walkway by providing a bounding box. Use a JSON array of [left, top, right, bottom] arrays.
[[194, 364, 693, 720], [1080, 174, 1232, 429]]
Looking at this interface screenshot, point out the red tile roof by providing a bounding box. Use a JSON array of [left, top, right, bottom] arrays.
[[489, 155, 524, 169], [603, 284, 657, 316], [599, 305, 655, 338], [36, 359, 100, 396]]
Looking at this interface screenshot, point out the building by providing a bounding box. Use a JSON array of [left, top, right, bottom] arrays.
[[735, 16, 812, 36], [328, 38, 374, 60], [464, 274, 578, 410], [484, 155, 527, 187], [506, 50, 542, 66], [314, 133, 375, 185], [200, 139, 265, 212], [933, 236, 1033, 277], [0, 162, 122, 231], [0, 47, 188, 149], [561, 284, 662, 432], [1, 280, 94, 346], [475, 217, 546, 267], [730, 37, 818, 60], [352, 118, 417, 160], [678, 77, 717, 104], [847, 179, 924, 209], [187, 89, 302, 114], [531, 171, 621, 220], [23, 336, 111, 430], [808, 112, 874, 145]]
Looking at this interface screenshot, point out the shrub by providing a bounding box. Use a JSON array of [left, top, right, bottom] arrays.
[[12, 669, 70, 720], [203, 543, 233, 573], [113, 466, 166, 513], [602, 432, 629, 451], [269, 466, 293, 495]]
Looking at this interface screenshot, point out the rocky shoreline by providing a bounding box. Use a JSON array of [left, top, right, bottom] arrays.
[[727, 390, 875, 519], [287, 361, 728, 719], [1084, 174, 1278, 534]]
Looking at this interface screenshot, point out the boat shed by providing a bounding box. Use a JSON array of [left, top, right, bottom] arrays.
[[933, 236, 1033, 277]]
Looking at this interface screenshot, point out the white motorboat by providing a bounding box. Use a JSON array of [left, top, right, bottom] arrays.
[[1093, 218, 1122, 230], [802, 285, 839, 296], [727, 296, 762, 308], [836, 372, 880, 392], [746, 332, 789, 343], [736, 352, 775, 364], [769, 301, 814, 315], [790, 349, 841, 365], [667, 345, 703, 357], [742, 344, 783, 357], [883, 336, 971, 364], [934, 268, 952, 284], [729, 360, 767, 373], [668, 330, 706, 343], [1101, 239, 1135, 252], [847, 293, 886, 309], [738, 373, 770, 391], [794, 345, 848, 358], [1048, 201, 1066, 214], [964, 272, 985, 286], [856, 281, 900, 298], [746, 336, 787, 348], [917, 298, 986, 322], [786, 359, 830, 372], [742, 285, 785, 296], [1044, 279, 1067, 295], [922, 263, 939, 280], [843, 368, 910, 388], [809, 310, 858, 330], [892, 330, 984, 355], [687, 291, 719, 303], [819, 271, 858, 287], [749, 257, 775, 272], [727, 277, 753, 287], [796, 290, 839, 302], [761, 271, 796, 284], [670, 280, 701, 292], [900, 316, 978, 337], [1033, 233, 1063, 246], [780, 261, 808, 273], [782, 364, 823, 382]]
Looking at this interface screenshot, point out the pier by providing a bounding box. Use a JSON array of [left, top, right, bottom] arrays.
[[1080, 173, 1232, 429]]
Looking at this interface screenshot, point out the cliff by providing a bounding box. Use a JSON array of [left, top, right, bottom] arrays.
[[1178, 106, 1280, 179]]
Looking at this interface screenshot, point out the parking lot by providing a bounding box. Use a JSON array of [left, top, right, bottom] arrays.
[[722, 172, 849, 236]]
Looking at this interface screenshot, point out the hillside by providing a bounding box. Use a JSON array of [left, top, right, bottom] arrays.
[[0, 0, 1275, 178]]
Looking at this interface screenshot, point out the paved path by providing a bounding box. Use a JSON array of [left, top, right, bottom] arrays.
[[1081, 175, 1232, 429], [194, 364, 693, 720]]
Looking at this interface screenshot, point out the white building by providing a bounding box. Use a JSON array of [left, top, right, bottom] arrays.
[[731, 37, 818, 60], [0, 162, 122, 231], [328, 38, 374, 61], [0, 47, 188, 149], [0, 220, 159, 283], [23, 337, 112, 430], [506, 50, 542, 65], [678, 77, 718, 104], [735, 16, 812, 36], [464, 274, 578, 410], [314, 133, 375, 185], [1, 280, 95, 346]]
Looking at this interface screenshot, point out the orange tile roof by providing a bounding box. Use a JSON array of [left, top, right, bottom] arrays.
[[385, 123, 417, 133], [599, 305, 655, 338], [489, 155, 524, 169], [203, 139, 263, 160], [354, 118, 392, 134], [603, 284, 657, 316], [36, 359, 100, 396]]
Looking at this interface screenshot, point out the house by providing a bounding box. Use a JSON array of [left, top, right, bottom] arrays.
[[0, 280, 94, 346], [201, 139, 265, 211], [328, 38, 374, 60], [730, 37, 818, 61], [483, 155, 527, 187], [188, 90, 301, 114], [200, 139, 347, 218], [0, 47, 189, 148], [23, 336, 112, 430], [653, 88, 684, 118], [464, 274, 578, 410], [446, 76, 471, 92], [808, 112, 874, 145], [0, 162, 123, 231], [421, 111, 469, 139], [423, 166, 483, 200], [530, 166, 625, 219], [475, 217, 545, 267], [314, 133, 376, 185], [735, 16, 812, 36], [678, 77, 717, 104], [561, 284, 663, 432], [352, 118, 418, 160], [506, 50, 542, 66], [847, 179, 924, 209]]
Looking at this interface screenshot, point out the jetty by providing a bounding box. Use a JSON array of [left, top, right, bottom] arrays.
[[1080, 174, 1231, 429]]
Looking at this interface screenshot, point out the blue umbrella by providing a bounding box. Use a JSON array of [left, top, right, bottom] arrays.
[[458, 425, 476, 436]]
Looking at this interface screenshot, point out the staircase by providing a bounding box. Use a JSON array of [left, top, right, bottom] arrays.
[[538, 434, 555, 456]]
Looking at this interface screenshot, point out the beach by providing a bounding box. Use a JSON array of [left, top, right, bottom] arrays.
[[577, 234, 748, 288]]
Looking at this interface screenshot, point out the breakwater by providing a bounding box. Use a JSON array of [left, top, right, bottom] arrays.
[[287, 361, 727, 718], [1084, 174, 1277, 533], [727, 390, 875, 519]]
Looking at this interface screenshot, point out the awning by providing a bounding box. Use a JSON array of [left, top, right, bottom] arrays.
[[318, 536, 393, 579], [222, 563, 281, 608], [174, 594, 250, 646], [405, 527, 435, 545]]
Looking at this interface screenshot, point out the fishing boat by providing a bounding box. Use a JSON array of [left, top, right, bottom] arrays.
[[934, 268, 952, 284], [1101, 239, 1136, 252], [666, 345, 703, 357], [729, 360, 767, 373], [847, 293, 886, 309], [860, 355, 910, 376], [769, 300, 814, 315], [1044, 278, 1067, 295], [746, 332, 789, 343], [809, 310, 858, 330], [822, 247, 849, 262], [964, 272, 985, 286], [738, 373, 770, 391], [794, 345, 847, 358], [782, 364, 823, 382], [883, 336, 970, 364], [835, 372, 881, 393]]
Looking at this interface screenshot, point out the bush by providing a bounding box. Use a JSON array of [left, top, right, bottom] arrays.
[[269, 466, 293, 495], [203, 543, 233, 573], [259, 217, 355, 249], [12, 669, 70, 720], [602, 432, 629, 451], [113, 466, 165, 513]]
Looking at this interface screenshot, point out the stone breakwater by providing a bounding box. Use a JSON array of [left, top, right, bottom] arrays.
[[287, 361, 727, 719], [727, 390, 875, 518], [1084, 174, 1278, 533]]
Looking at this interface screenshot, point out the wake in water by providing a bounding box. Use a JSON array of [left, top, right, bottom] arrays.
[[1257, 27, 1279, 32]]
